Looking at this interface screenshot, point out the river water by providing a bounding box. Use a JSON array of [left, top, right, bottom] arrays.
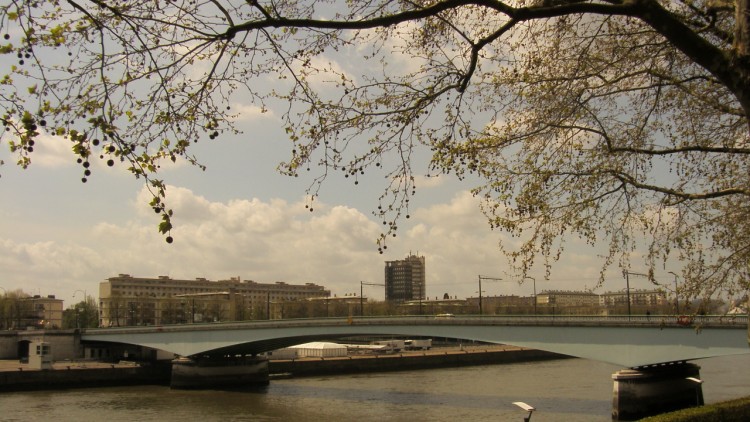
[[1, 354, 748, 421]]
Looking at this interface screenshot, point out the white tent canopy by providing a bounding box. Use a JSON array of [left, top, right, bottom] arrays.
[[288, 342, 348, 358]]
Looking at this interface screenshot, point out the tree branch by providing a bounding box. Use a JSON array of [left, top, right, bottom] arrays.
[[608, 169, 750, 199]]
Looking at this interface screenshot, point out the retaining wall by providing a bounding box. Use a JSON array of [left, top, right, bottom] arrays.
[[0, 363, 171, 392], [269, 348, 566, 376]]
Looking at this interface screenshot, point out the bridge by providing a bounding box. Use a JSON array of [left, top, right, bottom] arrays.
[[81, 314, 749, 368], [80, 314, 749, 419]]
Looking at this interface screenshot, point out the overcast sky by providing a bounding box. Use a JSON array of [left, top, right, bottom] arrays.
[[0, 20, 670, 309]]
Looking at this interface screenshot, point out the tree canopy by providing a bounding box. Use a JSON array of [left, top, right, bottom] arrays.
[[1, 0, 748, 300], [62, 296, 99, 329]]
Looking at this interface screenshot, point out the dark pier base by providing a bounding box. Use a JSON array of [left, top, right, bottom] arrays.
[[612, 362, 704, 421], [170, 355, 269, 389]]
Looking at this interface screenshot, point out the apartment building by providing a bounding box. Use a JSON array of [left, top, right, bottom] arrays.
[[600, 289, 668, 308], [384, 254, 426, 303], [536, 290, 600, 307], [99, 274, 330, 327], [18, 295, 64, 329]]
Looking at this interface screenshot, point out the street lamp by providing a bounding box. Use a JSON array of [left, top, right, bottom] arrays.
[[73, 289, 87, 302], [0, 287, 6, 330], [513, 401, 535, 422], [668, 271, 680, 314], [73, 289, 87, 328], [478, 275, 503, 315], [524, 277, 537, 315], [686, 377, 704, 406], [622, 270, 648, 320]]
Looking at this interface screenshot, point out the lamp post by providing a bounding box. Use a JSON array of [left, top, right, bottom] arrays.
[[73, 289, 87, 328], [477, 275, 503, 315], [668, 271, 680, 314], [0, 287, 5, 330], [513, 401, 535, 422], [524, 277, 537, 315], [686, 377, 704, 406], [622, 270, 648, 320], [73, 289, 87, 306], [360, 281, 385, 316]]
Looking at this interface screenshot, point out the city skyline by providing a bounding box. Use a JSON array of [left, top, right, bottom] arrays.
[[0, 271, 674, 306]]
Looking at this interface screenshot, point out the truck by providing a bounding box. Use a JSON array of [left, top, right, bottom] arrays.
[[371, 340, 405, 353], [404, 339, 432, 350]]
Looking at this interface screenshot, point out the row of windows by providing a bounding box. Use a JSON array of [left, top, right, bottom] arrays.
[[110, 287, 326, 297]]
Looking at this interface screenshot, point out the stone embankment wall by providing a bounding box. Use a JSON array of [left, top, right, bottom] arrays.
[[269, 347, 566, 377], [0, 362, 171, 392], [0, 347, 567, 391], [0, 334, 16, 359]]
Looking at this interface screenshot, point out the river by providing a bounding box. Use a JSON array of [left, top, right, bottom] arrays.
[[0, 354, 748, 421]]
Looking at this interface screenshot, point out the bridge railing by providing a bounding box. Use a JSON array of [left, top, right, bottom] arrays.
[[83, 314, 747, 335], [349, 314, 747, 327]]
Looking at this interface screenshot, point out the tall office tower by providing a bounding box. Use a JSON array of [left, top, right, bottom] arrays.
[[384, 254, 426, 302]]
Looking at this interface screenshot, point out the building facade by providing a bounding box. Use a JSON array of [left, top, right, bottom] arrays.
[[384, 254, 426, 303], [20, 295, 64, 329], [536, 290, 600, 307], [600, 289, 668, 308], [99, 274, 330, 327]]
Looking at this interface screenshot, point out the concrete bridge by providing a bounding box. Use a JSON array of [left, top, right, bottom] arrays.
[[17, 314, 750, 420], [81, 314, 749, 368]]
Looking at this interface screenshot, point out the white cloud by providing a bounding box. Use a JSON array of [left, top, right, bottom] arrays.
[[229, 103, 275, 122], [96, 185, 384, 293], [2, 184, 625, 308], [0, 238, 106, 298], [413, 174, 445, 189], [24, 132, 74, 168]]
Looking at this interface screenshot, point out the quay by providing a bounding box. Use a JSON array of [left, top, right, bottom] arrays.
[[0, 359, 171, 391], [0, 345, 564, 392], [268, 344, 566, 377]]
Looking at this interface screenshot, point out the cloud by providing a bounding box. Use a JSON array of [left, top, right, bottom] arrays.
[[413, 174, 445, 189], [0, 238, 106, 297], [23, 132, 74, 169], [100, 185, 384, 291], [2, 184, 623, 308], [229, 103, 275, 122]]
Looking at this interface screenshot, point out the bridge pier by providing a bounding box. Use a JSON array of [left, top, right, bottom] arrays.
[[612, 362, 703, 421], [170, 354, 269, 389]]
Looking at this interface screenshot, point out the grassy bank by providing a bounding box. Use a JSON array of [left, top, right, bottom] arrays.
[[640, 397, 750, 422]]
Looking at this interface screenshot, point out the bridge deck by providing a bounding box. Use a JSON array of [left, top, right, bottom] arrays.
[[82, 315, 749, 368]]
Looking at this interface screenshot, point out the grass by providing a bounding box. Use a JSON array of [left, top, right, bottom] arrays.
[[640, 397, 750, 421]]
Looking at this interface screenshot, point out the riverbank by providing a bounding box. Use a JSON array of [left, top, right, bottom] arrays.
[[0, 360, 172, 391], [0, 345, 566, 391]]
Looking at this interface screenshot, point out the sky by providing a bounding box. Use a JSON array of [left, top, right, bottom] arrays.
[[0, 11, 670, 309], [0, 101, 663, 309]]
